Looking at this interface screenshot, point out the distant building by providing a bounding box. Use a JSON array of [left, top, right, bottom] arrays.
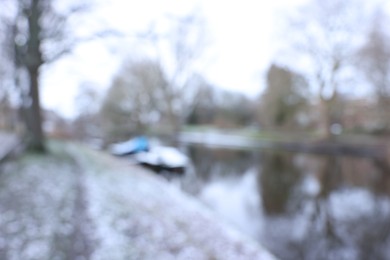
[[342, 98, 379, 132]]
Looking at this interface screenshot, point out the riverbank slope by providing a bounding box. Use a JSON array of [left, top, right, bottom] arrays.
[[0, 141, 275, 259]]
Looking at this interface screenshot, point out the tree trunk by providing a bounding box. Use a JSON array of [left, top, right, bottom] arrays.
[[22, 0, 45, 152], [26, 67, 45, 152], [379, 96, 390, 131], [318, 71, 338, 139], [320, 97, 332, 139]]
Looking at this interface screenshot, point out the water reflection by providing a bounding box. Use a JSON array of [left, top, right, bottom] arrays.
[[185, 146, 254, 192], [259, 152, 300, 215], [183, 145, 390, 260]]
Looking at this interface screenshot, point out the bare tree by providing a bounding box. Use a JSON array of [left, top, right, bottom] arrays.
[[259, 64, 308, 130], [186, 78, 217, 125], [277, 0, 372, 138], [0, 49, 12, 131], [2, 0, 93, 151], [100, 59, 169, 142], [358, 10, 390, 131], [140, 10, 209, 133], [72, 82, 102, 142]]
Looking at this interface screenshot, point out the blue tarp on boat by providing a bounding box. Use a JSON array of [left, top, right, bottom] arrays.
[[109, 136, 149, 156]]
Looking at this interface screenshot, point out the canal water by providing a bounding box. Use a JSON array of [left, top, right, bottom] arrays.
[[178, 143, 390, 260]]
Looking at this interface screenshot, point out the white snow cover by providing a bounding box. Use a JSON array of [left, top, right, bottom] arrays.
[[75, 146, 274, 259], [109, 139, 138, 155], [0, 142, 276, 260], [135, 146, 189, 168]]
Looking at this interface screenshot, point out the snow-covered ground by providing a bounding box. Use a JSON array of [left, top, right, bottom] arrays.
[[0, 141, 276, 260], [0, 132, 20, 162]]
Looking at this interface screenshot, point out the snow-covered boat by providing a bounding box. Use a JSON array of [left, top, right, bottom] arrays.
[[134, 146, 189, 174], [109, 136, 189, 174]]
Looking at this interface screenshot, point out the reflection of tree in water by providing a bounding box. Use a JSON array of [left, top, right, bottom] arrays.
[[317, 156, 343, 197], [354, 159, 390, 260], [357, 202, 390, 260], [188, 146, 253, 180], [259, 152, 300, 215], [289, 156, 344, 260], [372, 159, 390, 195], [186, 146, 255, 193], [186, 144, 390, 259], [292, 156, 390, 260]]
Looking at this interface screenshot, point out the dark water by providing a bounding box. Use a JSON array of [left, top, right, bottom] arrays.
[[180, 144, 390, 260]]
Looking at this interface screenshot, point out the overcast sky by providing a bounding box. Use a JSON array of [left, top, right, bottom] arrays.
[[41, 0, 308, 118]]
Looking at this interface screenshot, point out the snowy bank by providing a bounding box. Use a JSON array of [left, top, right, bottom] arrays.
[[0, 141, 276, 260]]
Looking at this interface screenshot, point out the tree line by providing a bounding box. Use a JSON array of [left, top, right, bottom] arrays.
[[0, 0, 92, 151], [0, 0, 390, 151]]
